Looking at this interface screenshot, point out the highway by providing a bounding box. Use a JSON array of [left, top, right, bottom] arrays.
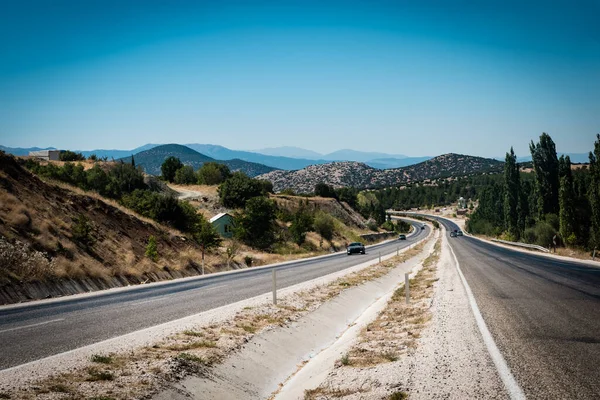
[[0, 221, 428, 370], [434, 217, 600, 399]]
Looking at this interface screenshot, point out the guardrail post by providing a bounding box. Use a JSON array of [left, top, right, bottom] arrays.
[[405, 273, 410, 304], [594, 248, 597, 261], [379, 252, 381, 263], [272, 269, 277, 305], [397, 246, 399, 256]]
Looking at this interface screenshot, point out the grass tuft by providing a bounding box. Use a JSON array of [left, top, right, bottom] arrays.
[[90, 354, 113, 364], [86, 368, 114, 381]]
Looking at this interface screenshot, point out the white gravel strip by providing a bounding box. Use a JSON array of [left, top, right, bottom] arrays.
[[274, 230, 439, 399], [289, 227, 511, 400]]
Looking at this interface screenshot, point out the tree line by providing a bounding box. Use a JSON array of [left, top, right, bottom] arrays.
[[468, 133, 598, 250]]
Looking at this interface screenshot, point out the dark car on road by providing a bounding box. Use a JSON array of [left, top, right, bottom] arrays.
[[398, 234, 407, 240], [347, 242, 366, 255], [450, 231, 457, 237]]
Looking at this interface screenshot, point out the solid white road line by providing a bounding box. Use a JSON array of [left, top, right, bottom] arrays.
[[448, 240, 526, 400], [0, 318, 65, 334]]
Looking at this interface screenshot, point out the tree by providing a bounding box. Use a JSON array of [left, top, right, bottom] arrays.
[[314, 183, 337, 199], [161, 156, 183, 182], [313, 211, 335, 242], [59, 150, 85, 161], [558, 155, 576, 245], [145, 235, 158, 262], [218, 172, 264, 208], [192, 215, 222, 249], [529, 133, 560, 218], [106, 162, 146, 198], [174, 165, 196, 184], [589, 134, 600, 248], [234, 196, 277, 249], [196, 162, 231, 185], [503, 147, 520, 239], [289, 208, 314, 245]]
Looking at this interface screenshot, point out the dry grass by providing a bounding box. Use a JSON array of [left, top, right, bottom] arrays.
[[304, 386, 368, 399], [341, 236, 441, 368]]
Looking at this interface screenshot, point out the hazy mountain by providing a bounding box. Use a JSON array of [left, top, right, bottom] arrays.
[[258, 153, 503, 193], [496, 153, 590, 164], [253, 146, 324, 159], [185, 144, 329, 170], [322, 149, 408, 162], [0, 145, 57, 156], [125, 144, 276, 177], [78, 144, 160, 160]]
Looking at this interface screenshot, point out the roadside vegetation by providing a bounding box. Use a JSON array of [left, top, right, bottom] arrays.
[[0, 151, 400, 297], [467, 133, 597, 253]]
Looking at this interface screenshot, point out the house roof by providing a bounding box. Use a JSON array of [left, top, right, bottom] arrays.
[[209, 212, 232, 223]]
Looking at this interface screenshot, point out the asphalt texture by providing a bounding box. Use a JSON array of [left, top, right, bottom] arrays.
[[0, 222, 428, 370], [436, 217, 600, 399]]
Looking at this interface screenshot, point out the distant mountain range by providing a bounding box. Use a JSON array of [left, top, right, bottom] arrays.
[[258, 153, 504, 193], [121, 144, 276, 177], [0, 144, 434, 170]]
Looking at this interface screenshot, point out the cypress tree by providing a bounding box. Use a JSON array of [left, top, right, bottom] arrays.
[[589, 134, 600, 248], [529, 133, 560, 218], [503, 147, 520, 239], [558, 155, 575, 245]]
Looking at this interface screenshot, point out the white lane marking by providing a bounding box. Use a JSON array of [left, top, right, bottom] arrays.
[[448, 240, 526, 400], [0, 318, 65, 334]]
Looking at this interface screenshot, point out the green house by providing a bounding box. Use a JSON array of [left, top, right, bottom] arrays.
[[209, 212, 234, 238]]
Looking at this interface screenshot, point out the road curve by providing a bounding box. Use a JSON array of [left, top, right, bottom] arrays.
[[0, 222, 429, 370], [433, 217, 600, 399]]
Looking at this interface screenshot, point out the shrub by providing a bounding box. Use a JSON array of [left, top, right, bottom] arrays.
[[161, 156, 183, 182], [313, 212, 335, 241], [314, 183, 337, 199], [196, 162, 231, 185], [59, 150, 85, 162], [72, 214, 94, 247], [234, 197, 277, 250], [174, 165, 196, 185], [366, 219, 379, 231], [0, 237, 55, 282], [145, 235, 158, 262], [289, 209, 314, 245], [218, 172, 264, 208], [244, 255, 253, 267]]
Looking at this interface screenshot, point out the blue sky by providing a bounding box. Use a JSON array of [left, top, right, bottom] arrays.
[[1, 0, 598, 157]]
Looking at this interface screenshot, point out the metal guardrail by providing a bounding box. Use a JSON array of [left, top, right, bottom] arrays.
[[491, 239, 550, 253]]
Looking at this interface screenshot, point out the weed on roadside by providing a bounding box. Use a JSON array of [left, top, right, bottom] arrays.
[[389, 391, 408, 400], [91, 354, 113, 364], [86, 368, 114, 381]]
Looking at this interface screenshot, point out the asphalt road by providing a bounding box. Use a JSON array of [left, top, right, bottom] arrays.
[[0, 222, 428, 370], [435, 217, 600, 399]]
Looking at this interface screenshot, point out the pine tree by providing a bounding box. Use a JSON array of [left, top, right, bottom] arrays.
[[503, 147, 520, 239], [558, 156, 576, 245], [589, 134, 600, 248], [529, 133, 560, 218]]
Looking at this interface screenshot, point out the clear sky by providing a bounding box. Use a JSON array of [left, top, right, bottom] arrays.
[[1, 0, 598, 157]]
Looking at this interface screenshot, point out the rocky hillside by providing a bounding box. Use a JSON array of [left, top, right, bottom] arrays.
[[258, 153, 503, 193], [0, 151, 205, 295], [125, 144, 277, 177]]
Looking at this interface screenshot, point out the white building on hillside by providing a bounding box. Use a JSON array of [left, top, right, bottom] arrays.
[[29, 150, 61, 161]]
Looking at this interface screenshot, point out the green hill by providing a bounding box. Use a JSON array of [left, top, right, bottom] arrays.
[[125, 144, 277, 177]]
